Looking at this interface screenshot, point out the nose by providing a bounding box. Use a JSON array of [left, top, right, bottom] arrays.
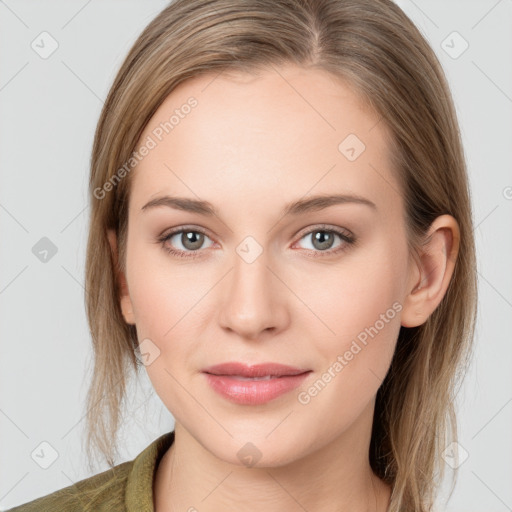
[[218, 250, 289, 340]]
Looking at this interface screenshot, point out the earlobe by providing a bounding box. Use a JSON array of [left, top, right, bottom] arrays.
[[400, 215, 460, 328], [107, 229, 136, 325]]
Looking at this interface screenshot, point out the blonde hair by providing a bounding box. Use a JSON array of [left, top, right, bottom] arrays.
[[84, 1, 478, 510]]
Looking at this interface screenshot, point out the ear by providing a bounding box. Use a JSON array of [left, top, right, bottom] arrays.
[[401, 214, 460, 328], [107, 229, 136, 325]]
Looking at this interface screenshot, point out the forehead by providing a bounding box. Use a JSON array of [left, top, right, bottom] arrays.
[[130, 64, 400, 218]]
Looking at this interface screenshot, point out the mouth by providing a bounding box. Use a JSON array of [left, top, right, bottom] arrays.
[[202, 362, 312, 405]]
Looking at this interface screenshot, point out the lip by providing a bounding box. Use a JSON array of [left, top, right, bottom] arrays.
[[202, 362, 311, 405], [202, 362, 310, 377]]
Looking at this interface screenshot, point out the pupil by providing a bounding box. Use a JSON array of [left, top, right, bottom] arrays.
[[183, 231, 203, 250], [314, 231, 333, 250]]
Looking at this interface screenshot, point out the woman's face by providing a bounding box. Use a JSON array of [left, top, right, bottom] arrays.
[[113, 65, 419, 465]]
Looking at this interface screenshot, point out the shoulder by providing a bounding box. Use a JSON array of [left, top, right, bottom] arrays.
[[6, 460, 133, 512], [6, 430, 175, 512]]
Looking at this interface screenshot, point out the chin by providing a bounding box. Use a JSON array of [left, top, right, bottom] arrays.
[[198, 425, 307, 469]]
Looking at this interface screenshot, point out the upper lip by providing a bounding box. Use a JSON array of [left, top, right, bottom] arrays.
[[202, 362, 310, 378]]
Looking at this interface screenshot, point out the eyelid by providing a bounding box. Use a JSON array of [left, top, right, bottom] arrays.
[[293, 223, 353, 241], [161, 224, 212, 239], [159, 225, 216, 248], [291, 224, 356, 257]]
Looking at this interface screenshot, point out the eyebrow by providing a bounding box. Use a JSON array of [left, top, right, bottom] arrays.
[[140, 193, 377, 216]]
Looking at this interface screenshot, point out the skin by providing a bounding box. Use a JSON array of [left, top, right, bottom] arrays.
[[107, 64, 460, 512]]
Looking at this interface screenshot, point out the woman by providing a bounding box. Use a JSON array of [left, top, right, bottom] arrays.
[[8, 0, 477, 510]]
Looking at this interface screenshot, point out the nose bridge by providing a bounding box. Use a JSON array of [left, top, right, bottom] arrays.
[[218, 238, 285, 338], [233, 241, 271, 294]]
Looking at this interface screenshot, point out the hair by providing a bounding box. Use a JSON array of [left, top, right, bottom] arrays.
[[83, 1, 478, 510]]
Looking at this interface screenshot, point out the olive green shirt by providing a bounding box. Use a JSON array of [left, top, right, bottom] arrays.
[[6, 430, 175, 512]]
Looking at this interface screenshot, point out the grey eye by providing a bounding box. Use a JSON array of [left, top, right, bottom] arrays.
[[298, 230, 342, 251], [167, 230, 214, 252]]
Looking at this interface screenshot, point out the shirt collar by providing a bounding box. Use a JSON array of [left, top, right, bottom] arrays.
[[125, 430, 175, 511]]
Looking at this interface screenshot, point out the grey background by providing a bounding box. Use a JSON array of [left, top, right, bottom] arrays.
[[0, 1, 511, 510]]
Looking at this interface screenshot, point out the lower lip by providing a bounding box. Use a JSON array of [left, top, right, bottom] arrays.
[[203, 372, 310, 405]]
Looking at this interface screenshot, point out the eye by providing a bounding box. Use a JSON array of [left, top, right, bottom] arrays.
[[157, 226, 215, 259], [157, 224, 356, 260], [293, 225, 356, 256]]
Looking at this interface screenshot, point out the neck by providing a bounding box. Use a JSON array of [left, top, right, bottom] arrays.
[[154, 404, 391, 512]]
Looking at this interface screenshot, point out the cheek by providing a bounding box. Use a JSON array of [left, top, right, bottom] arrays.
[[126, 250, 198, 412], [126, 242, 203, 335], [293, 247, 406, 403], [293, 245, 404, 339], [329, 248, 405, 381], [295, 262, 402, 418], [125, 243, 206, 384]]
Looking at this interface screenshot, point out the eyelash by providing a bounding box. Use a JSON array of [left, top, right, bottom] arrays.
[[156, 224, 357, 260]]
